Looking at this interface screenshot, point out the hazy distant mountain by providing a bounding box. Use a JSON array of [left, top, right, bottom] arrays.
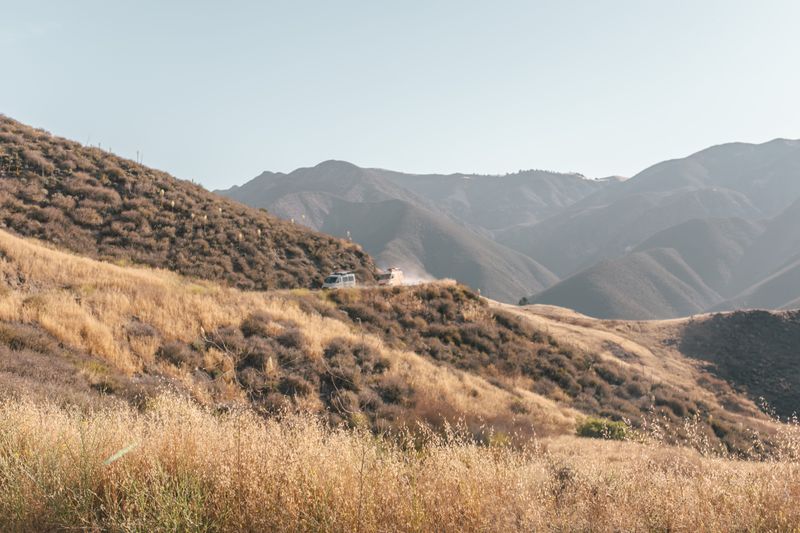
[[522, 218, 765, 318], [501, 139, 800, 280], [220, 138, 800, 318], [522, 248, 722, 319], [217, 161, 597, 302], [316, 197, 557, 302], [517, 139, 800, 318], [381, 169, 607, 233]]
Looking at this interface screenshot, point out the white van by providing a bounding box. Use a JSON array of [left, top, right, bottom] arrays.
[[377, 267, 404, 286], [322, 271, 357, 289]]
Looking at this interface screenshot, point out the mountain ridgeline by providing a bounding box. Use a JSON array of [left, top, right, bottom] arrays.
[[218, 161, 606, 302], [0, 115, 798, 454], [222, 138, 800, 318], [521, 139, 800, 318], [0, 116, 375, 290]]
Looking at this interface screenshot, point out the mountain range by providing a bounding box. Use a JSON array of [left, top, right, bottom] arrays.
[[1, 113, 798, 455], [218, 162, 607, 302], [222, 139, 800, 317]]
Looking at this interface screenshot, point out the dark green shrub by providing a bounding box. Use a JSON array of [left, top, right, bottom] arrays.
[[576, 417, 627, 440]]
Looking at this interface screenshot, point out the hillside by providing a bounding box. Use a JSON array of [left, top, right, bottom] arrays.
[[219, 161, 569, 302], [0, 228, 785, 456], [3, 229, 800, 530], [517, 139, 800, 317], [0, 116, 375, 290], [679, 310, 800, 417], [522, 218, 766, 319], [518, 304, 800, 420], [521, 249, 721, 319]]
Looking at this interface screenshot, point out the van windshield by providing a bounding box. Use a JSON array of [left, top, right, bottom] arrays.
[[324, 276, 340, 284]]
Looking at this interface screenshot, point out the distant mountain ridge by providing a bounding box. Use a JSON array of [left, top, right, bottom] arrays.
[[522, 139, 800, 318], [221, 137, 800, 318], [218, 161, 599, 302]]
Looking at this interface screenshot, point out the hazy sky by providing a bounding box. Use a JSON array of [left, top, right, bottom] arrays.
[[2, 1, 799, 189]]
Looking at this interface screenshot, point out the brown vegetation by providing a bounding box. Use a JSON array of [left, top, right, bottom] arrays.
[[0, 228, 576, 441], [680, 310, 800, 417], [1, 396, 800, 532], [0, 225, 785, 455], [0, 115, 375, 291], [323, 285, 777, 454]]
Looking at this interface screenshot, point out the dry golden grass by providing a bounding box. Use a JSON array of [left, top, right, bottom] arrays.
[[509, 303, 774, 432], [0, 228, 356, 371], [0, 228, 576, 435], [1, 395, 799, 532]]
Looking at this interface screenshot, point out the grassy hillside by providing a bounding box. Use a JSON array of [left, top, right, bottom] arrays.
[[1, 230, 799, 530], [0, 228, 782, 456], [0, 227, 577, 439], [0, 116, 375, 290]]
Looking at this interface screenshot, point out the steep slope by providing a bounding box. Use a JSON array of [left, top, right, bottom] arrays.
[[317, 197, 557, 302], [499, 138, 799, 280], [679, 310, 800, 417], [633, 217, 764, 295], [522, 249, 721, 319], [219, 161, 562, 302], [0, 228, 779, 455], [732, 198, 800, 292], [0, 116, 375, 290]]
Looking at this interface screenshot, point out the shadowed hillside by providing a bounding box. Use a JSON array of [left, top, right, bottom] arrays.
[[522, 218, 766, 319], [0, 116, 375, 290], [522, 249, 721, 319], [679, 310, 800, 417]]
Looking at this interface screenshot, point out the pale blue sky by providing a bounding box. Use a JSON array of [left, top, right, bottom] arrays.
[[2, 1, 799, 189]]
